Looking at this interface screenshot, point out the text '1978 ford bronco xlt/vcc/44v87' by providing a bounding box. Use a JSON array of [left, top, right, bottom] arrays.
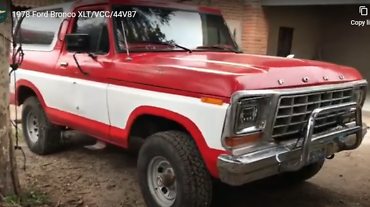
[[9, 0, 368, 206]]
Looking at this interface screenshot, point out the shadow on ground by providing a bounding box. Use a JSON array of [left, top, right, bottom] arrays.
[[14, 130, 370, 207]]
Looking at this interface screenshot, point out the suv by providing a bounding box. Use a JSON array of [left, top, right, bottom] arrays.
[[10, 0, 368, 206]]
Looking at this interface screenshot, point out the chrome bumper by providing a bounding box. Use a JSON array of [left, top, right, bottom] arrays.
[[217, 102, 368, 186]]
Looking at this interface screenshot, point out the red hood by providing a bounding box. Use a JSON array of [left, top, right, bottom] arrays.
[[112, 52, 363, 98]]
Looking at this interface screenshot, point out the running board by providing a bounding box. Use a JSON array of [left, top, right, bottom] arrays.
[[84, 140, 107, 150]]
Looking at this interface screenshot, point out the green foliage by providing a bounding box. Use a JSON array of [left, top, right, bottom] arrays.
[[2, 188, 51, 207]]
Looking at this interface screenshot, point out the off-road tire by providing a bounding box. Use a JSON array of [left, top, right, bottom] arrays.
[[21, 96, 62, 155], [281, 159, 325, 184], [137, 131, 213, 207]]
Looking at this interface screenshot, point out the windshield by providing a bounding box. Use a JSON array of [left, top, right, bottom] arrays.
[[112, 5, 239, 52]]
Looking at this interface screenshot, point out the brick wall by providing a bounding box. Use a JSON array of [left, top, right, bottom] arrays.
[[178, 0, 268, 54]]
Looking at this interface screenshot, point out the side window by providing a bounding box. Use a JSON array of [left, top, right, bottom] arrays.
[[16, 9, 63, 46], [204, 15, 232, 46], [207, 28, 226, 44], [71, 11, 109, 54]]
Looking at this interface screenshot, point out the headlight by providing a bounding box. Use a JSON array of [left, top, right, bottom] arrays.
[[234, 97, 267, 134]]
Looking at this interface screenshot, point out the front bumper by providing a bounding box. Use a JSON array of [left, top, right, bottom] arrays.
[[217, 102, 368, 186]]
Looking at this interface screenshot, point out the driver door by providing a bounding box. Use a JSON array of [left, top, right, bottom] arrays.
[[57, 5, 112, 138]]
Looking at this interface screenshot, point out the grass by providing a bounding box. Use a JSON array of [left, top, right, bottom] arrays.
[[12, 126, 23, 142], [1, 188, 51, 207], [1, 128, 50, 207]]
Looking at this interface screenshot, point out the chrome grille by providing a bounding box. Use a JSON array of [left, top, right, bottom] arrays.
[[272, 88, 354, 140]]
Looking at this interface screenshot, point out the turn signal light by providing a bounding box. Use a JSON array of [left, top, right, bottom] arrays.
[[200, 97, 224, 105], [225, 133, 262, 148]]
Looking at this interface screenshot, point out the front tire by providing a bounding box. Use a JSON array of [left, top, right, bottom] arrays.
[[21, 96, 62, 155], [137, 131, 213, 207]]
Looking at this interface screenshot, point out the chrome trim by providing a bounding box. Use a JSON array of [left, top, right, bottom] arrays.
[[234, 97, 268, 135], [278, 102, 361, 172], [355, 86, 368, 106], [271, 87, 354, 140], [217, 119, 368, 186], [221, 79, 368, 156], [59, 62, 68, 67]]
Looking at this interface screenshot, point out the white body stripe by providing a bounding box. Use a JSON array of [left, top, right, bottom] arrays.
[[158, 65, 248, 75], [10, 68, 228, 151], [171, 57, 268, 73]]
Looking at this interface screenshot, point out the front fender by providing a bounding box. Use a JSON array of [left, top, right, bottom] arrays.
[[125, 106, 227, 178]]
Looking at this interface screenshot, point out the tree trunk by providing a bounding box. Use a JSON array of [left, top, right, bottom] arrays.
[[0, 0, 21, 198]]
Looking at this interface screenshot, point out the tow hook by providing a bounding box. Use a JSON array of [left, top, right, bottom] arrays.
[[326, 154, 335, 160]]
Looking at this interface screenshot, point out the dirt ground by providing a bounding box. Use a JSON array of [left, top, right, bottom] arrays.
[[6, 106, 370, 207]]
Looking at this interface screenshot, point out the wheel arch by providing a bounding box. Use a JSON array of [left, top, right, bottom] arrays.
[[126, 106, 222, 177], [126, 106, 207, 146], [15, 79, 46, 107]]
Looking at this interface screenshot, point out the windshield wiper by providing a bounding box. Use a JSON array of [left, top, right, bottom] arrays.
[[196, 45, 242, 53], [133, 41, 192, 53]]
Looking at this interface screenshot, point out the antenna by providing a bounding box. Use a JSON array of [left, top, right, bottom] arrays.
[[120, 20, 132, 61]]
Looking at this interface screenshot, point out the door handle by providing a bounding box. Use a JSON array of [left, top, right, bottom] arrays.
[[59, 62, 68, 67]]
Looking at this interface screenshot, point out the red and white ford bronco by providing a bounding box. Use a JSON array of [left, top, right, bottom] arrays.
[[10, 0, 368, 206]]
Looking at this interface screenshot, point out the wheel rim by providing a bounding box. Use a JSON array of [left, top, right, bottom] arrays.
[[147, 156, 177, 206], [26, 111, 39, 143]]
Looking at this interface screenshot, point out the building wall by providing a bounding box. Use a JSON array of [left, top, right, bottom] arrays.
[[181, 0, 268, 54], [320, 5, 370, 82], [261, 4, 370, 84], [264, 6, 322, 59], [180, 0, 370, 85]]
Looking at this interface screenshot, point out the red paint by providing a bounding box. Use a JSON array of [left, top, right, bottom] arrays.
[[10, 93, 15, 105], [124, 106, 227, 177], [16, 0, 364, 98], [11, 0, 364, 178], [15, 79, 47, 107], [35, 103, 226, 178], [47, 108, 112, 145]]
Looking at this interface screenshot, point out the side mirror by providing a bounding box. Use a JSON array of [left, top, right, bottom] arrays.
[[65, 33, 90, 53]]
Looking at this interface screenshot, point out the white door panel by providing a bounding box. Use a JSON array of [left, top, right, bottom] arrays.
[[10, 69, 77, 114], [71, 79, 110, 125]]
